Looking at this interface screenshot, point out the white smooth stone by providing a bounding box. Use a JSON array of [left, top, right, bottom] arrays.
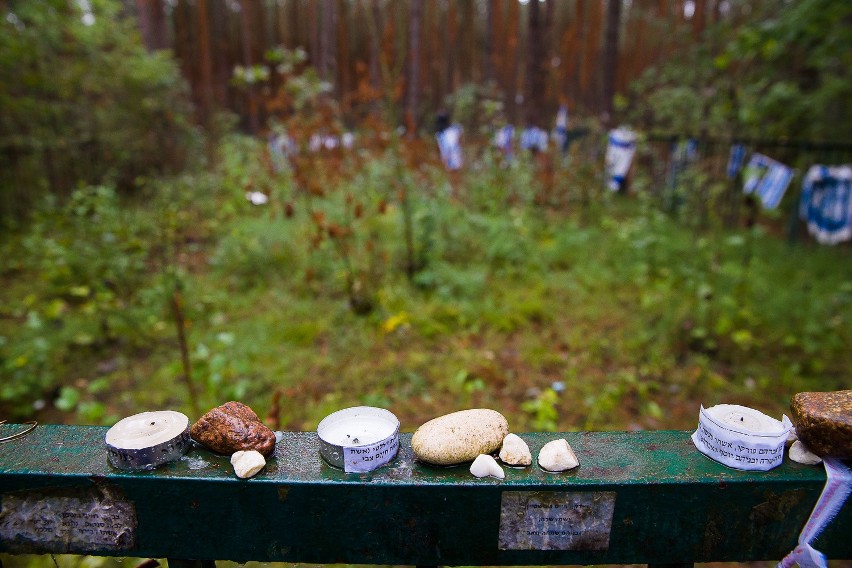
[[499, 433, 532, 466], [538, 439, 579, 472], [469, 454, 505, 479], [789, 441, 822, 465], [231, 450, 266, 478], [412, 409, 509, 466]]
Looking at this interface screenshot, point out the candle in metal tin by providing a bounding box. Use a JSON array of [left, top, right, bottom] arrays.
[[317, 406, 400, 473]]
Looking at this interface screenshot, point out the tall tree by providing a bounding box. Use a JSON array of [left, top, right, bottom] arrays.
[[484, 0, 494, 85], [135, 0, 168, 52], [602, 0, 623, 123], [196, 0, 214, 126], [368, 0, 383, 92], [406, 0, 423, 134], [240, 0, 259, 134], [525, 0, 547, 125], [505, 0, 520, 122], [320, 0, 337, 82]]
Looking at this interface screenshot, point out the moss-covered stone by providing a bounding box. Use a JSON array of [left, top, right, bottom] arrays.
[[790, 390, 852, 458]]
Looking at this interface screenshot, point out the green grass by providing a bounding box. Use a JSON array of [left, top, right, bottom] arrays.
[[1, 138, 850, 438]]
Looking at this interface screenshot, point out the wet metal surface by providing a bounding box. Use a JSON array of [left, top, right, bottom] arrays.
[[0, 424, 849, 564]]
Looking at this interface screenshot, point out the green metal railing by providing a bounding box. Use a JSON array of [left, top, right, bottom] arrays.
[[0, 424, 849, 565]]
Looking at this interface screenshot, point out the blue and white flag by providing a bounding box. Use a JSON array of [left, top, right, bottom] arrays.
[[743, 153, 794, 209], [668, 138, 699, 189], [436, 124, 463, 171], [605, 127, 637, 192], [799, 165, 852, 245], [494, 125, 514, 161], [727, 143, 747, 179], [553, 106, 569, 152], [520, 126, 549, 153]]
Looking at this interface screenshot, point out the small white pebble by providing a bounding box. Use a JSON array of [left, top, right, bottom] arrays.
[[470, 454, 505, 479], [499, 433, 532, 466], [538, 439, 580, 472], [789, 441, 822, 465], [231, 450, 266, 478], [786, 428, 798, 447]]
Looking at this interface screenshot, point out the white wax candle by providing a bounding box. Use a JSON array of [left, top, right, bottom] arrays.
[[105, 410, 191, 470], [317, 407, 398, 447], [704, 404, 784, 435]]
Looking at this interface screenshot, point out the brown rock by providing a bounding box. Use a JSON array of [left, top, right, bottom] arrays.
[[790, 390, 852, 458], [191, 401, 276, 456]]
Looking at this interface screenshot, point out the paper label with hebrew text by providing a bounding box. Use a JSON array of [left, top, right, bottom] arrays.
[[342, 435, 399, 473], [692, 406, 791, 471]]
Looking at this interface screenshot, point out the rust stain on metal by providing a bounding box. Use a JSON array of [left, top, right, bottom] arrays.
[[749, 490, 806, 526]]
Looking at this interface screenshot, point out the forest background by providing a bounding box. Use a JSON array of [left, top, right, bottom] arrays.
[[0, 0, 850, 445]]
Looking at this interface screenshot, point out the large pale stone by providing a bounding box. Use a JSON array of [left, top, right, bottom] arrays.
[[470, 454, 505, 479], [790, 390, 852, 458], [499, 433, 532, 466], [788, 441, 822, 466], [412, 409, 509, 466], [538, 439, 579, 472]]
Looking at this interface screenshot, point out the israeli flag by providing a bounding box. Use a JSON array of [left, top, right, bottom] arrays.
[[743, 153, 794, 209], [520, 126, 549, 153], [494, 125, 514, 161], [800, 165, 852, 245], [727, 143, 746, 179], [605, 128, 637, 191], [436, 124, 463, 171], [553, 106, 569, 152]]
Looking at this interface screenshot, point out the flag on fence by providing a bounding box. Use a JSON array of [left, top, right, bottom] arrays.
[[436, 124, 464, 171], [605, 127, 637, 192], [494, 125, 514, 162], [742, 153, 794, 209], [553, 106, 569, 153], [668, 138, 699, 189], [799, 165, 852, 245], [727, 143, 747, 179], [520, 126, 549, 153]]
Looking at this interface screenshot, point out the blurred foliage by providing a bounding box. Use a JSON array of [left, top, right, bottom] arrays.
[[0, 0, 196, 225], [629, 0, 852, 142], [1, 130, 849, 432]]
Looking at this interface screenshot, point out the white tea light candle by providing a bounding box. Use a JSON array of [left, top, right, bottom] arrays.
[[692, 404, 791, 471], [317, 406, 400, 473], [105, 410, 191, 470]]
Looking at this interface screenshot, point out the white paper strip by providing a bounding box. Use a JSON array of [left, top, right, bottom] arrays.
[[691, 404, 791, 471], [777, 458, 852, 568], [342, 435, 399, 473]]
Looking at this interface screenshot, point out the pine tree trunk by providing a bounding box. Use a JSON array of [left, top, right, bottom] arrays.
[[525, 0, 546, 125], [406, 0, 422, 135], [320, 0, 337, 82], [196, 0, 214, 127], [136, 0, 168, 52], [506, 0, 520, 123], [602, 0, 622, 124], [369, 0, 382, 93], [240, 0, 260, 134]]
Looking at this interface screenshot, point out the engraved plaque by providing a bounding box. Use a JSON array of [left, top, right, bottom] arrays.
[[499, 491, 616, 551], [0, 487, 136, 553]]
